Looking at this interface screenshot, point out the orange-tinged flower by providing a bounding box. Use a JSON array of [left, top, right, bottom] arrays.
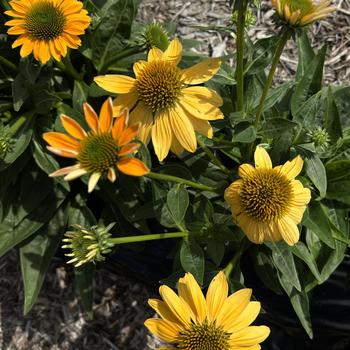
[[224, 146, 311, 246], [145, 271, 270, 349], [272, 0, 335, 27], [5, 0, 91, 64], [94, 38, 224, 161], [43, 98, 149, 192]]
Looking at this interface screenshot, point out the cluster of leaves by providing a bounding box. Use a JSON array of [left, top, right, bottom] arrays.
[[0, 0, 349, 339]]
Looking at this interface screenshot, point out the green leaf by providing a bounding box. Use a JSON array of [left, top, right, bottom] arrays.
[[324, 87, 343, 142], [296, 145, 327, 198], [206, 240, 225, 266], [232, 122, 257, 143], [291, 45, 326, 117], [326, 180, 350, 205], [267, 241, 301, 292], [296, 30, 315, 81], [31, 137, 70, 191], [325, 160, 350, 182], [72, 80, 89, 112], [290, 242, 321, 281], [261, 118, 299, 139], [0, 187, 66, 257], [75, 264, 94, 319], [304, 201, 335, 249], [20, 203, 69, 315], [180, 238, 205, 284], [92, 0, 140, 71], [166, 184, 189, 230]]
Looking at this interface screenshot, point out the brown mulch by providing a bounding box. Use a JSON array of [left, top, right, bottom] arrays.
[[1, 0, 349, 349]]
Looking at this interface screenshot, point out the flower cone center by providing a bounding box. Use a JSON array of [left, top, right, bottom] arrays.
[[77, 133, 119, 173], [136, 60, 183, 113], [281, 0, 313, 15], [26, 1, 66, 40], [240, 169, 293, 222], [178, 322, 230, 350]]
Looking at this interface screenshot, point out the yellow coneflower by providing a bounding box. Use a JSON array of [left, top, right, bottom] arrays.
[[224, 146, 311, 246], [145, 271, 270, 349], [272, 0, 335, 27], [5, 0, 91, 64], [94, 38, 224, 161], [43, 98, 150, 193]]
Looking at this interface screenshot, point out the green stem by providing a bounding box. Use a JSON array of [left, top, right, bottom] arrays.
[[224, 238, 250, 278], [146, 171, 218, 193], [56, 57, 82, 81], [197, 136, 231, 176], [0, 55, 17, 74], [110, 231, 188, 245], [9, 114, 30, 135], [99, 45, 146, 75], [254, 28, 291, 127], [235, 0, 247, 112]]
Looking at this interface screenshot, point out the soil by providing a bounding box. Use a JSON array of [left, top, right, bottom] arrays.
[[1, 0, 349, 349]]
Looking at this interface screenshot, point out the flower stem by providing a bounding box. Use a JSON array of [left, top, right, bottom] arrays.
[[110, 231, 188, 245], [224, 238, 250, 278], [146, 171, 218, 193], [99, 45, 146, 74], [235, 0, 248, 112], [197, 136, 231, 176], [0, 55, 17, 74], [9, 113, 31, 135], [56, 57, 83, 81], [254, 28, 291, 127]]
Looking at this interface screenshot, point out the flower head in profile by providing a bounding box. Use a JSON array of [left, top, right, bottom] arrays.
[[225, 146, 311, 246], [43, 98, 149, 192], [5, 0, 91, 64], [145, 271, 270, 349], [94, 38, 224, 161], [272, 0, 335, 27], [62, 223, 114, 267]]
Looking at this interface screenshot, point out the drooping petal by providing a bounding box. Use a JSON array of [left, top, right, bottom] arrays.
[[64, 168, 88, 180], [181, 57, 221, 84], [88, 172, 101, 192], [99, 97, 113, 132], [46, 146, 78, 158], [277, 216, 300, 245], [94, 75, 136, 94], [187, 115, 213, 138], [19, 39, 34, 57], [178, 273, 207, 323], [107, 168, 116, 183], [169, 108, 196, 153], [49, 164, 81, 177], [152, 110, 172, 161], [129, 102, 153, 145], [254, 146, 272, 169], [117, 157, 149, 176], [60, 114, 86, 140], [206, 271, 229, 322], [162, 38, 182, 65]]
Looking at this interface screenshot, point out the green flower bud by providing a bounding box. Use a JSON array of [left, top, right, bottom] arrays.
[[143, 23, 170, 51], [62, 223, 115, 267], [0, 124, 12, 158], [308, 127, 330, 150]]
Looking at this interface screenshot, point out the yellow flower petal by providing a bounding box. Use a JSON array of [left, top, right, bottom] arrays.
[[83, 102, 99, 132], [187, 116, 213, 138], [229, 326, 270, 347], [169, 108, 197, 153], [64, 168, 87, 181], [226, 301, 261, 333], [206, 271, 228, 322], [152, 110, 172, 161], [88, 172, 101, 193], [148, 299, 183, 325], [43, 132, 80, 151], [99, 97, 113, 133], [277, 216, 300, 245], [170, 133, 184, 156], [254, 146, 272, 169], [129, 102, 153, 145], [94, 75, 136, 94], [238, 163, 255, 178], [133, 60, 147, 77], [144, 319, 180, 343], [117, 157, 149, 176], [112, 91, 138, 117], [162, 38, 182, 65], [224, 180, 242, 206], [278, 155, 303, 179], [60, 114, 86, 140], [159, 285, 191, 327], [182, 86, 223, 106], [178, 273, 207, 324], [181, 57, 221, 84], [148, 47, 163, 62]]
